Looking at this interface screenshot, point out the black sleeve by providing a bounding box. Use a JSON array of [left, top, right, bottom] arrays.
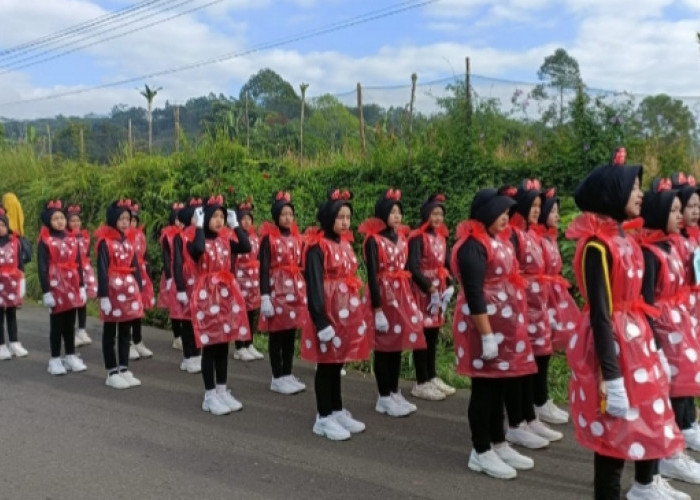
[[305, 245, 330, 331], [408, 235, 432, 293], [172, 235, 185, 292], [444, 244, 454, 286], [230, 227, 251, 254], [17, 240, 24, 273], [364, 237, 381, 309], [510, 231, 521, 259], [584, 244, 622, 381], [641, 247, 662, 349], [458, 239, 488, 315], [97, 240, 109, 298], [187, 228, 205, 261], [38, 241, 50, 294], [162, 239, 172, 280], [131, 254, 143, 290], [259, 235, 271, 295], [75, 245, 84, 287]]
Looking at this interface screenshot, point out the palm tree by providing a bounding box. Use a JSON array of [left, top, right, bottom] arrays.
[[140, 84, 162, 153]]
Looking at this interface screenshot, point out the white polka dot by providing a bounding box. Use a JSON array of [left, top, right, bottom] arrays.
[[275, 307, 283, 314], [559, 300, 569, 309], [220, 288, 229, 298], [473, 359, 483, 369], [209, 305, 220, 315], [626, 323, 641, 338], [613, 341, 620, 356], [531, 282, 540, 293], [590, 422, 604, 437], [284, 279, 293, 287], [305, 339, 312, 349], [232, 304, 241, 314], [497, 361, 509, 371], [633, 368, 648, 383], [223, 323, 231, 333], [687, 348, 699, 362], [338, 308, 349, 319], [637, 269, 643, 279], [349, 297, 360, 307], [393, 325, 402, 334], [671, 365, 680, 377], [653, 399, 665, 415], [669, 332, 683, 345], [671, 310, 682, 324], [486, 304, 497, 315], [628, 443, 645, 460], [579, 387, 586, 401], [494, 332, 504, 344], [528, 324, 537, 334], [200, 334, 210, 344], [578, 414, 587, 428], [50, 280, 58, 287], [117, 294, 126, 302], [518, 314, 524, 324], [392, 300, 399, 308], [131, 301, 140, 311], [627, 269, 634, 279], [196, 311, 205, 321], [285, 294, 295, 302], [457, 321, 467, 333], [497, 292, 508, 301], [199, 290, 207, 300], [113, 309, 122, 317], [565, 321, 576, 330], [665, 424, 677, 439], [332, 336, 342, 348], [115, 278, 123, 287], [495, 267, 503, 275], [320, 343, 327, 353], [569, 333, 578, 350], [338, 283, 348, 293], [501, 306, 513, 318], [695, 372, 700, 384], [515, 340, 526, 353], [239, 326, 248, 336], [409, 333, 418, 343], [290, 311, 296, 319], [461, 304, 471, 315], [457, 346, 465, 358]]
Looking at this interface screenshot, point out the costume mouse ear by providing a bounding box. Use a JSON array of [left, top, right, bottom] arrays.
[[610, 146, 627, 166], [498, 185, 517, 198], [328, 188, 353, 201]]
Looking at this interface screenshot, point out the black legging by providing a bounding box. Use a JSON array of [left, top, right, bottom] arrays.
[[50, 309, 77, 357], [131, 318, 143, 344], [593, 453, 656, 500], [504, 375, 536, 426], [315, 363, 343, 417], [103, 320, 134, 371], [172, 319, 200, 359], [671, 396, 696, 431], [235, 309, 259, 349], [413, 327, 438, 384], [469, 377, 507, 453], [201, 343, 229, 390], [0, 307, 18, 344], [533, 355, 550, 407], [76, 306, 87, 330], [374, 350, 402, 397], [268, 329, 296, 378], [171, 317, 181, 340]]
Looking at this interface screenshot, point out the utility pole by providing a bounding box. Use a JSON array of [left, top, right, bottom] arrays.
[[299, 83, 308, 168], [174, 105, 180, 153], [357, 83, 366, 156]]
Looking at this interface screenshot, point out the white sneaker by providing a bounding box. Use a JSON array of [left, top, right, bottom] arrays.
[[105, 372, 130, 389], [493, 442, 535, 470], [411, 382, 446, 401], [8, 342, 28, 357], [626, 480, 668, 499], [129, 344, 140, 360], [341, 367, 347, 376], [468, 449, 517, 480], [375, 395, 411, 417], [179, 359, 188, 371], [120, 370, 141, 387], [527, 419, 563, 442], [47, 357, 67, 375], [216, 388, 243, 412], [682, 428, 700, 452], [75, 329, 92, 347], [133, 342, 153, 358], [332, 409, 366, 433], [233, 348, 256, 361], [185, 355, 201, 373], [270, 376, 297, 395], [431, 377, 456, 396], [246, 345, 264, 360], [535, 399, 569, 424], [171, 337, 182, 350], [654, 475, 691, 500], [202, 392, 232, 415], [286, 375, 306, 393], [660, 453, 700, 484], [313, 415, 351, 441], [391, 391, 417, 413], [506, 422, 550, 449], [0, 344, 12, 360], [62, 354, 87, 372]]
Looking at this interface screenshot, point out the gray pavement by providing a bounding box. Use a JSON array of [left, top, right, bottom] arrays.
[[1, 305, 698, 499]]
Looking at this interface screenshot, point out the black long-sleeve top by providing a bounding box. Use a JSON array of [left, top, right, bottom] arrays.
[[187, 226, 251, 263], [640, 242, 665, 350], [0, 234, 24, 272], [407, 229, 452, 293], [172, 234, 187, 292], [38, 229, 84, 294], [364, 228, 399, 309], [456, 237, 488, 315], [161, 237, 172, 280], [258, 227, 291, 296], [305, 235, 340, 332], [97, 235, 142, 298]]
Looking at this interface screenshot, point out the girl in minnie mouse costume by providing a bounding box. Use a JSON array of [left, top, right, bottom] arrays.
[[157, 202, 185, 350], [66, 204, 97, 347], [565, 148, 685, 499], [38, 200, 88, 375], [186, 195, 251, 415], [451, 188, 537, 480], [258, 191, 309, 395], [232, 197, 264, 362], [302, 188, 370, 441], [95, 199, 144, 389], [407, 193, 455, 401], [359, 188, 425, 417], [127, 202, 154, 360], [0, 206, 28, 360]]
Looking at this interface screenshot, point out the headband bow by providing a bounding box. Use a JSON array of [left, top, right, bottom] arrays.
[[657, 178, 673, 192], [47, 200, 63, 209], [276, 191, 291, 202], [207, 195, 224, 206], [688, 176, 697, 187], [612, 147, 627, 166], [386, 188, 401, 201], [502, 186, 517, 198], [131, 203, 140, 212], [172, 202, 184, 210], [189, 198, 202, 206], [330, 189, 351, 201], [117, 199, 131, 208], [524, 179, 541, 191], [545, 187, 556, 198], [434, 194, 446, 202], [238, 202, 253, 210], [67, 204, 81, 214]]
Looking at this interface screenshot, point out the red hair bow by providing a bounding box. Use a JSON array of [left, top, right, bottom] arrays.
[[189, 198, 202, 206], [67, 204, 81, 214], [131, 203, 140, 212], [276, 191, 291, 202], [330, 189, 351, 201], [207, 195, 224, 205], [117, 199, 131, 208], [239, 202, 252, 210], [502, 187, 517, 198], [612, 147, 627, 166], [47, 200, 63, 209], [172, 202, 184, 210], [386, 188, 401, 201], [434, 194, 446, 202], [545, 187, 556, 198], [657, 178, 672, 192], [688, 176, 697, 187], [525, 179, 541, 191]]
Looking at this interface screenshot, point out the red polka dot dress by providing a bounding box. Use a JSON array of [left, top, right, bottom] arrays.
[[234, 227, 261, 312], [40, 226, 84, 314], [0, 234, 23, 308], [129, 227, 155, 310], [74, 229, 97, 299], [409, 222, 450, 329]]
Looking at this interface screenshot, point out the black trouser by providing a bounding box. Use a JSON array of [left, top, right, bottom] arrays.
[[131, 318, 143, 344], [533, 355, 551, 407], [268, 329, 296, 378], [413, 328, 439, 384], [50, 309, 77, 357], [671, 396, 696, 431], [172, 319, 200, 359], [593, 453, 656, 500], [469, 377, 507, 453], [374, 350, 402, 397], [171, 317, 181, 340], [201, 343, 229, 390], [0, 307, 18, 345], [103, 320, 134, 372], [76, 306, 87, 330], [316, 363, 343, 417], [504, 375, 536, 426], [235, 309, 259, 349]]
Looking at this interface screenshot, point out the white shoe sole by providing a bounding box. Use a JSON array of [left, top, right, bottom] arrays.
[[468, 459, 517, 479], [312, 424, 351, 441]]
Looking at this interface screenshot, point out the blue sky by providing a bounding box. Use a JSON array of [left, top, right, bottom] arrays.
[[1, 0, 699, 119]]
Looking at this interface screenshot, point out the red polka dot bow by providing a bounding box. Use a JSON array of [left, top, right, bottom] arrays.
[[172, 202, 184, 210], [189, 198, 202, 206], [656, 178, 673, 192], [116, 199, 131, 208], [386, 188, 401, 201], [130, 203, 140, 212], [207, 195, 224, 206], [612, 147, 627, 166], [501, 186, 517, 198], [238, 200, 253, 211], [67, 204, 81, 215], [276, 191, 291, 202], [524, 179, 541, 191], [545, 187, 556, 198], [47, 199, 63, 209], [679, 173, 698, 187], [434, 194, 446, 202], [330, 189, 351, 201]]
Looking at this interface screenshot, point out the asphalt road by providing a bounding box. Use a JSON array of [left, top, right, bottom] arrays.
[[1, 305, 699, 500]]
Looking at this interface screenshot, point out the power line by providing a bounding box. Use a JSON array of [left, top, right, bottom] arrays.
[[0, 0, 439, 106]]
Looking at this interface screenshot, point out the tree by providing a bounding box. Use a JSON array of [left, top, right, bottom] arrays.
[[534, 48, 583, 124], [637, 94, 695, 141], [239, 69, 300, 119], [140, 84, 162, 153]]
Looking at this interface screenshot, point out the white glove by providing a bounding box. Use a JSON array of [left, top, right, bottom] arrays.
[[481, 333, 498, 360], [260, 294, 274, 318], [604, 377, 630, 419], [374, 310, 389, 333], [19, 278, 26, 298], [42, 292, 56, 308], [226, 209, 239, 229], [100, 297, 112, 315], [440, 285, 454, 314], [193, 207, 204, 228], [166, 279, 172, 291], [658, 349, 671, 381], [317, 325, 336, 342], [427, 291, 441, 315], [176, 291, 188, 305], [79, 287, 87, 305]]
